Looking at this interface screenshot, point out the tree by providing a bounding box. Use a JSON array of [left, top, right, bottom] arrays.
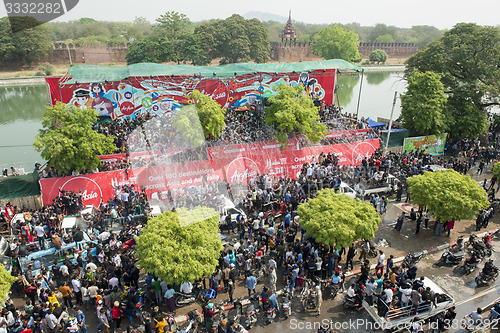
[[0, 17, 52, 66], [126, 36, 165, 64], [369, 49, 388, 64], [400, 71, 447, 136], [407, 170, 489, 222], [172, 105, 205, 148], [312, 25, 361, 62], [297, 189, 380, 248], [493, 162, 500, 180], [33, 102, 116, 175], [154, 11, 193, 64], [135, 208, 223, 285], [374, 34, 395, 44], [188, 90, 226, 140], [0, 264, 16, 304], [405, 23, 500, 138], [265, 83, 328, 149], [195, 14, 270, 64], [368, 24, 401, 43]]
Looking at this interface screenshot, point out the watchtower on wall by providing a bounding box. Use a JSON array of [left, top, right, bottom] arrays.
[[270, 11, 321, 62]]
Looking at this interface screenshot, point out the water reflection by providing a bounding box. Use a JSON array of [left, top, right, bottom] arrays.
[[336, 75, 360, 108], [0, 85, 49, 124], [365, 71, 391, 85]]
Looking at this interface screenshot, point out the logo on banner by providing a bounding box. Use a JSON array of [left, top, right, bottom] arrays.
[[351, 141, 377, 165], [226, 157, 260, 184], [60, 177, 103, 208]]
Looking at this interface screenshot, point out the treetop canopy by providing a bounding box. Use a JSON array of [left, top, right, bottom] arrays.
[[62, 59, 363, 84], [407, 169, 489, 222]]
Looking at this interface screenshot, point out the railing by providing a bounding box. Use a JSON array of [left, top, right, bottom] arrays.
[[382, 300, 432, 321]]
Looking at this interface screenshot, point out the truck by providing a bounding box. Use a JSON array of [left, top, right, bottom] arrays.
[[362, 277, 455, 332], [361, 174, 400, 200]]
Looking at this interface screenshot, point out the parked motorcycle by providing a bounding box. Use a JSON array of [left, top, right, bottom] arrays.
[[475, 260, 499, 287], [462, 251, 482, 275], [368, 240, 379, 258], [436, 249, 464, 266], [266, 306, 278, 324], [404, 251, 424, 267], [466, 234, 492, 257], [281, 289, 292, 319], [342, 294, 362, 310], [243, 303, 258, 329], [174, 282, 203, 308]]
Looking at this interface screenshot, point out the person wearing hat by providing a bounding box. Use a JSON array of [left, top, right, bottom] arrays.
[[111, 300, 123, 331], [203, 303, 215, 331]]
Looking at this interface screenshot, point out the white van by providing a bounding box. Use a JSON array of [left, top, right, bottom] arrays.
[[362, 277, 455, 332], [339, 182, 357, 199]]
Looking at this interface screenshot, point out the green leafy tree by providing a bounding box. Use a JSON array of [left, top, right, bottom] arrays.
[[297, 189, 380, 248], [195, 14, 270, 64], [265, 83, 328, 149], [190, 90, 226, 140], [126, 36, 165, 64], [154, 11, 193, 64], [374, 34, 395, 44], [33, 102, 115, 175], [312, 25, 361, 62], [407, 169, 489, 222], [369, 49, 388, 64], [0, 17, 52, 66], [172, 105, 205, 148], [400, 71, 447, 136], [493, 162, 500, 180], [405, 23, 500, 138], [135, 208, 223, 285], [0, 264, 17, 304]]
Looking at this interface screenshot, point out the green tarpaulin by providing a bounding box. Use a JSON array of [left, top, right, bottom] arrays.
[[63, 59, 363, 84], [381, 129, 409, 148], [0, 173, 40, 200]]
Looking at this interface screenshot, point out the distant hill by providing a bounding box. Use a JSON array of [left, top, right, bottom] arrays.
[[243, 11, 289, 23]]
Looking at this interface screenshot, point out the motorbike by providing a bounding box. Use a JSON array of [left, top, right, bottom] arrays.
[[368, 240, 379, 258], [281, 289, 292, 319], [475, 260, 499, 287], [404, 251, 424, 267], [466, 234, 492, 257], [266, 306, 278, 324], [243, 303, 258, 329], [436, 249, 464, 266], [342, 294, 363, 310], [330, 282, 342, 300], [462, 251, 482, 275], [176, 310, 201, 333], [174, 282, 203, 308]]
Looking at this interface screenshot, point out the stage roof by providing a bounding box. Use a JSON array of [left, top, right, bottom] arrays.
[[61, 59, 363, 84]]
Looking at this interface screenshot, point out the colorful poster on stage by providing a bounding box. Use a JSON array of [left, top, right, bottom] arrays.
[[403, 133, 447, 156], [45, 69, 336, 120]]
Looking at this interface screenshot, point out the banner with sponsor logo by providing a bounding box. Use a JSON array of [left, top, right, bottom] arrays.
[[39, 170, 129, 207], [403, 133, 447, 156], [46, 70, 335, 120], [40, 139, 380, 206]]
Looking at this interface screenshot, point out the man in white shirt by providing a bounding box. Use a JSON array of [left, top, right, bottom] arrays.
[[179, 282, 193, 294], [71, 277, 82, 305], [45, 310, 58, 330], [34, 224, 46, 249], [108, 276, 119, 289], [375, 251, 386, 275]]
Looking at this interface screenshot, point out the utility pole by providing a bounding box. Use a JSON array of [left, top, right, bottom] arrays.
[[384, 91, 398, 155]]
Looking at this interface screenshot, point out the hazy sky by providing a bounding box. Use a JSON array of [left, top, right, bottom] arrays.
[[1, 0, 499, 29]]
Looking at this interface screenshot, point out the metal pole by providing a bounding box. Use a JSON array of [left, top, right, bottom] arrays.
[[355, 69, 364, 119], [384, 91, 398, 155]]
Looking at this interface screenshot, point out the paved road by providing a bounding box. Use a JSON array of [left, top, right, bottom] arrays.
[[244, 241, 500, 333]]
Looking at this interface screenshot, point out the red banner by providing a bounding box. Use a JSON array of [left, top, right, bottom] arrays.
[[40, 139, 380, 205], [39, 170, 129, 207], [45, 70, 336, 120]]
